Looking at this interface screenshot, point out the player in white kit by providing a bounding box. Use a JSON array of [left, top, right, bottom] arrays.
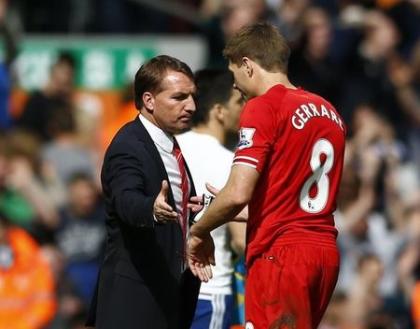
[[177, 69, 246, 329]]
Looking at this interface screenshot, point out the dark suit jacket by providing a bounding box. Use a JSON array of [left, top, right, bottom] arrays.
[[87, 117, 200, 329]]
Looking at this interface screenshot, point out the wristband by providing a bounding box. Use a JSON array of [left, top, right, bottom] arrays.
[[203, 193, 215, 208]]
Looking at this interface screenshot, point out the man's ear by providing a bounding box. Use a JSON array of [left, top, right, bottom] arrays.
[[142, 92, 154, 113], [212, 103, 225, 122], [242, 57, 253, 77]]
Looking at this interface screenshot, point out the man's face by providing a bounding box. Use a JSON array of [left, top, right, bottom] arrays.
[[50, 62, 74, 97], [228, 61, 252, 99], [149, 71, 196, 135], [69, 179, 97, 216], [222, 88, 245, 133]]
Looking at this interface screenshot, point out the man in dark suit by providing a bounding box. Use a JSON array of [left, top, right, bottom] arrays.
[[88, 55, 201, 329]]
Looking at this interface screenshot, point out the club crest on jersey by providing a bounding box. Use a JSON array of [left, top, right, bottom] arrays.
[[238, 128, 255, 150], [245, 322, 255, 329]]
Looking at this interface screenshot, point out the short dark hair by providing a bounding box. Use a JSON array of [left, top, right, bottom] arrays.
[[223, 22, 290, 73], [54, 51, 76, 71], [134, 55, 194, 109], [67, 171, 94, 186], [48, 105, 75, 136], [192, 69, 235, 126]]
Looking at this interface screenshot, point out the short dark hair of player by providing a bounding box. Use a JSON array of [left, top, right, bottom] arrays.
[[192, 69, 234, 126], [223, 22, 291, 73], [134, 55, 194, 109]]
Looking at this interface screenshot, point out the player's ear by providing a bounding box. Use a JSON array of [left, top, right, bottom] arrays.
[[215, 103, 225, 121], [210, 103, 225, 122], [142, 92, 155, 113], [242, 57, 253, 77]]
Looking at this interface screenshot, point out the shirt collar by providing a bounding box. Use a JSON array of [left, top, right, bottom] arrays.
[[139, 114, 174, 153]]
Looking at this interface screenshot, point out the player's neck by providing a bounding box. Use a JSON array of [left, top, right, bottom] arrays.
[[255, 72, 297, 96], [193, 123, 226, 145]]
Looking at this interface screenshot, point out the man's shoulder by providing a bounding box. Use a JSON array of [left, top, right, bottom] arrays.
[[106, 119, 144, 153]]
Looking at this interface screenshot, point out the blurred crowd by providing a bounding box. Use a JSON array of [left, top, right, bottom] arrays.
[[0, 0, 419, 329]]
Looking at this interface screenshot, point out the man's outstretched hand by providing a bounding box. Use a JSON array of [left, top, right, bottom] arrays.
[[187, 231, 215, 282], [153, 180, 178, 223]]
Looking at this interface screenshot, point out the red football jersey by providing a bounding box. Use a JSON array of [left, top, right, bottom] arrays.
[[233, 85, 346, 265]]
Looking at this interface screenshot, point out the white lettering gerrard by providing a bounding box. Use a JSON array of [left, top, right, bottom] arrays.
[[291, 103, 344, 131]]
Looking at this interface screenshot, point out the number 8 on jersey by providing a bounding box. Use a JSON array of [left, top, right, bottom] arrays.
[[300, 139, 334, 213]]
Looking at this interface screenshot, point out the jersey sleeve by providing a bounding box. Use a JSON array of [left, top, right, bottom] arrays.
[[233, 98, 277, 172]]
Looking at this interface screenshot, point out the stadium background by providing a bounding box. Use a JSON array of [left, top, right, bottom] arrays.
[[0, 0, 419, 328]]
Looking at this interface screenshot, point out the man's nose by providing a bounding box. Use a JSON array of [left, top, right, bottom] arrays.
[[185, 95, 196, 113]]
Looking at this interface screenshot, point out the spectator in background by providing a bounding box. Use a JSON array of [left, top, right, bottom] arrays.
[[0, 0, 18, 130], [201, 0, 269, 68], [378, 0, 420, 56], [177, 69, 246, 329], [42, 244, 87, 329], [388, 40, 420, 168], [17, 52, 75, 141], [101, 82, 137, 153], [0, 131, 59, 231], [336, 104, 406, 298], [318, 292, 349, 329], [288, 6, 341, 106], [345, 254, 385, 327], [54, 173, 105, 306], [0, 213, 56, 329], [338, 10, 403, 132], [268, 0, 309, 45], [397, 203, 420, 328], [41, 107, 96, 189]]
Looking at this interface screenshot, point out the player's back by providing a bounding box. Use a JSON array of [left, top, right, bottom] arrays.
[[233, 84, 346, 265]]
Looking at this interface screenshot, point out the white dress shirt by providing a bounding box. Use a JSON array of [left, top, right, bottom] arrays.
[[139, 114, 188, 222]]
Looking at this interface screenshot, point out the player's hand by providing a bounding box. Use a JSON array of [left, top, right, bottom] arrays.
[[187, 230, 215, 282], [153, 180, 178, 223]]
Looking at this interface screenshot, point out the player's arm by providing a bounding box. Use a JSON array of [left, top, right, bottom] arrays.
[[191, 164, 258, 237], [188, 165, 258, 282], [227, 220, 246, 255], [203, 183, 249, 223]]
